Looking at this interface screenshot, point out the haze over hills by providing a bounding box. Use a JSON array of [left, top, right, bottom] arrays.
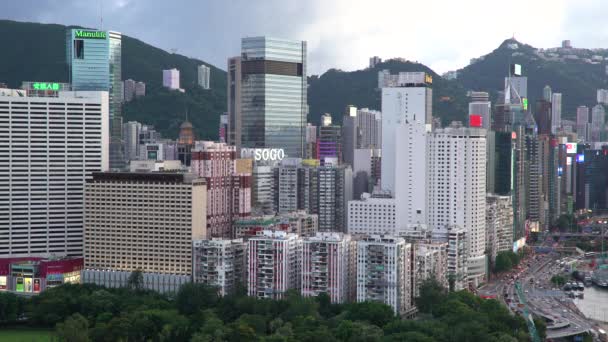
[[1, 19, 607, 137]]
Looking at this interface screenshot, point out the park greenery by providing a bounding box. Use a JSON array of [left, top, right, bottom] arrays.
[[550, 274, 567, 286], [0, 278, 532, 342]]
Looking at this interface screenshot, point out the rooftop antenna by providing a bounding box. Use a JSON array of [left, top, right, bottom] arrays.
[[99, 0, 104, 30]]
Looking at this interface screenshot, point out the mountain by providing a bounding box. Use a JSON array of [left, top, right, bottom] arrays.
[[308, 60, 469, 126], [0, 19, 226, 140], [456, 38, 608, 118]]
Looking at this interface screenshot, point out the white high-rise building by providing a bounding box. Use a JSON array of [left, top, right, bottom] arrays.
[[551, 93, 562, 134], [193, 238, 246, 296], [247, 230, 301, 299], [379, 71, 431, 231], [348, 194, 397, 235], [597, 89, 608, 105], [427, 126, 487, 286], [356, 235, 413, 316], [0, 90, 109, 257], [486, 194, 513, 261], [198, 64, 210, 89], [301, 232, 354, 303], [162, 68, 181, 90]]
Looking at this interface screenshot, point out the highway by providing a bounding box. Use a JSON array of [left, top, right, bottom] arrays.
[[480, 251, 598, 340]]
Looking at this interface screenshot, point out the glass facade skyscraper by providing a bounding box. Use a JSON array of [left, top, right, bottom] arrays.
[[230, 37, 307, 158], [67, 29, 124, 169]]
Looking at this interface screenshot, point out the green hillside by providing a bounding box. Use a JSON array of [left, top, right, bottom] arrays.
[[0, 19, 226, 140], [308, 60, 469, 125], [457, 38, 608, 118]]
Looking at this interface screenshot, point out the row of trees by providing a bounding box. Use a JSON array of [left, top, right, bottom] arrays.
[[493, 250, 522, 273], [0, 279, 531, 341]]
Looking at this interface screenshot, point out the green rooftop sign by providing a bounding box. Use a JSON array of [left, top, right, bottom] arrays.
[[32, 82, 60, 91], [75, 30, 106, 39]]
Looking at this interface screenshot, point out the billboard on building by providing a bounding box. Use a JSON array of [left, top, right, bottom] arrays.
[[566, 143, 577, 154], [469, 115, 482, 127], [0, 276, 6, 290]]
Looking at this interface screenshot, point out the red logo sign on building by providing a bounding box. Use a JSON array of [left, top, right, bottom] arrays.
[[469, 115, 482, 127]]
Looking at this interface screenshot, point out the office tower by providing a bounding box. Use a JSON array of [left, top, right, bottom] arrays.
[[301, 232, 354, 303], [352, 148, 381, 200], [163, 68, 181, 90], [135, 81, 145, 97], [219, 113, 228, 143], [414, 242, 448, 297], [198, 64, 211, 89], [369, 56, 382, 68], [252, 165, 275, 213], [534, 100, 552, 135], [468, 91, 491, 129], [247, 230, 301, 299], [597, 89, 608, 105], [123, 121, 142, 161], [591, 104, 605, 142], [229, 37, 307, 158], [318, 114, 342, 163], [192, 238, 246, 296], [356, 236, 413, 316], [67, 29, 123, 169], [178, 120, 195, 166], [486, 195, 514, 264], [551, 93, 562, 134], [83, 172, 206, 292], [432, 226, 467, 290], [191, 142, 252, 238], [427, 126, 486, 286], [342, 106, 382, 168], [543, 85, 552, 102], [505, 76, 527, 99], [576, 106, 590, 141], [526, 135, 542, 227], [348, 194, 397, 235], [0, 90, 108, 257], [273, 159, 352, 232], [576, 146, 608, 210], [379, 71, 431, 231], [305, 123, 318, 159], [227, 57, 242, 149]]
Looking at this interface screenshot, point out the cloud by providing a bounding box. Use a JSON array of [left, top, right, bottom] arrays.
[[0, 0, 602, 75]]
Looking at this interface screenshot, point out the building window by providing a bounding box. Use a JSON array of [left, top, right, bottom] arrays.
[[74, 40, 84, 59]]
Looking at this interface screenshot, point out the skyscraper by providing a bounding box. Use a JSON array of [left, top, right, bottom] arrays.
[[591, 104, 605, 142], [427, 126, 487, 286], [123, 121, 142, 161], [576, 106, 590, 141], [379, 71, 432, 230], [197, 64, 211, 89], [1, 90, 109, 257], [551, 93, 562, 134], [543, 85, 552, 102], [318, 114, 342, 163], [67, 29, 123, 169], [468, 91, 491, 129], [228, 37, 307, 158]]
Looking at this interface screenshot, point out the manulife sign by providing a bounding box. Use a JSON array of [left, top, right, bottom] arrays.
[[74, 30, 107, 39]]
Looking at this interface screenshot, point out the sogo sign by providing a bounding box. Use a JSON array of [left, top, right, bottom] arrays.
[[241, 148, 285, 161]]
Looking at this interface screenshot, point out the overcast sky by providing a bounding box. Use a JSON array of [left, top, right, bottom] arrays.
[[4, 0, 608, 75]]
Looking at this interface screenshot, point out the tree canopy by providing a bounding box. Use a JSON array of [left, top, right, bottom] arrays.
[[0, 280, 530, 341]]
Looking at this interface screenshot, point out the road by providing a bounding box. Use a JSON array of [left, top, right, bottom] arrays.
[[480, 251, 598, 340]]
